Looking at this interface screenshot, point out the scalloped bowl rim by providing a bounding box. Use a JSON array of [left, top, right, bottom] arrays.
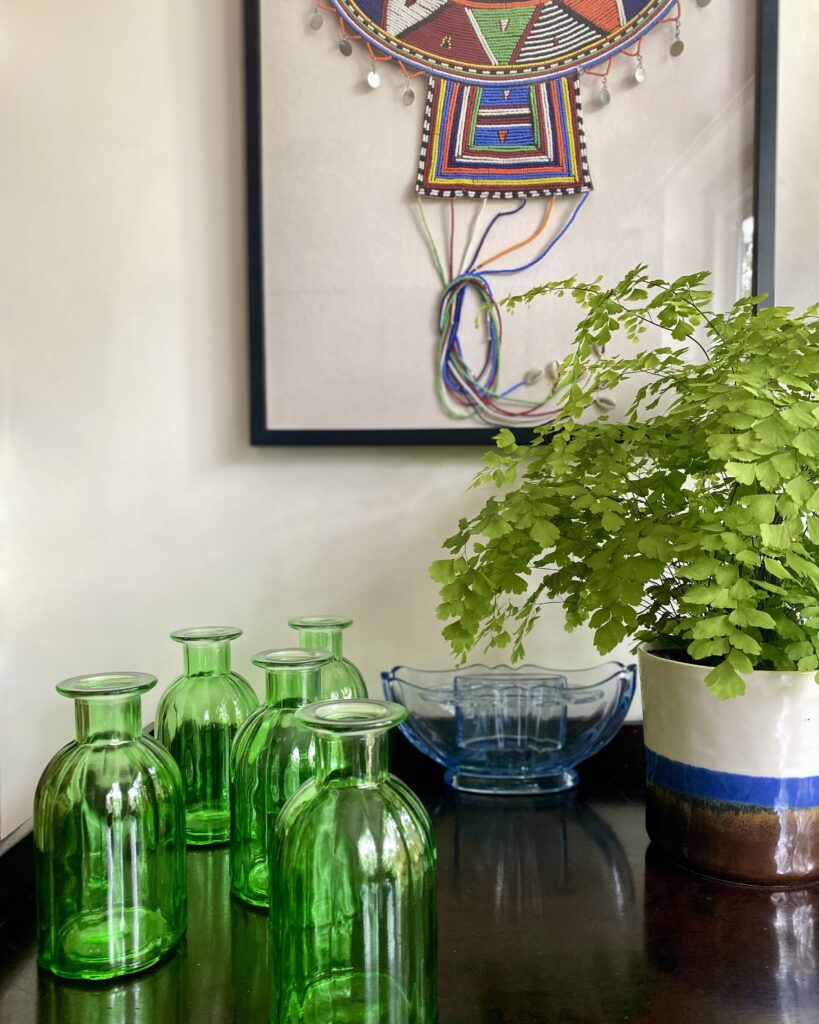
[[382, 661, 636, 693]]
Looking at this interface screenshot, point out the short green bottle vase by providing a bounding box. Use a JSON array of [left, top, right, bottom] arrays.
[[156, 627, 259, 845], [273, 699, 438, 1024], [289, 616, 367, 700], [229, 649, 332, 908], [34, 673, 187, 980]]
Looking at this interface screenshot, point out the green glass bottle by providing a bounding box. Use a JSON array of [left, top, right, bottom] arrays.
[[272, 699, 437, 1024], [34, 673, 186, 980], [229, 649, 332, 908], [289, 616, 367, 700], [156, 627, 259, 845]]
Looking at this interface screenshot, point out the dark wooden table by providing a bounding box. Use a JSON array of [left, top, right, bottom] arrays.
[[2, 726, 818, 1023]]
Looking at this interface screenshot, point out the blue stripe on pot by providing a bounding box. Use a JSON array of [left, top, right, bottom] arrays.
[[645, 749, 819, 811]]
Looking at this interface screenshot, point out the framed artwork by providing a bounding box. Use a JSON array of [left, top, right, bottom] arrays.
[[246, 0, 777, 445]]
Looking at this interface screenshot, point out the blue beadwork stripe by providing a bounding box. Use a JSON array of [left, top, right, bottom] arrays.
[[645, 749, 819, 811]]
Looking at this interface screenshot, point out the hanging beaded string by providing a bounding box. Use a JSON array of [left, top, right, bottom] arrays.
[[417, 195, 597, 426], [661, 1, 685, 56], [623, 39, 646, 83], [584, 58, 613, 106]]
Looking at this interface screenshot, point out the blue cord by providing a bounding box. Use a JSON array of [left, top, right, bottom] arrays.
[[438, 194, 590, 413], [481, 192, 590, 277]]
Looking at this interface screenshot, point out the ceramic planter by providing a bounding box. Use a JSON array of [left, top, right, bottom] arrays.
[[639, 647, 819, 885]]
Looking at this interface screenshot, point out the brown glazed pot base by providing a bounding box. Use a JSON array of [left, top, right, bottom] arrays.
[[646, 783, 819, 887]]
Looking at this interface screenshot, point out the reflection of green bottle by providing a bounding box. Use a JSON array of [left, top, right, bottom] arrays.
[[156, 627, 259, 845], [272, 700, 437, 1024], [35, 673, 186, 980], [289, 617, 367, 700], [37, 941, 185, 1024], [229, 649, 332, 908]]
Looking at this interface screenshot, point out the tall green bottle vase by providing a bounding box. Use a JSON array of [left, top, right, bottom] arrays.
[[34, 673, 187, 980], [229, 649, 332, 908], [156, 627, 259, 845], [272, 699, 438, 1024], [289, 616, 367, 700]]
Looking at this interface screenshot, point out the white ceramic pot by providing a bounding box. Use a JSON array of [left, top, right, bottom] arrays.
[[639, 647, 819, 885]]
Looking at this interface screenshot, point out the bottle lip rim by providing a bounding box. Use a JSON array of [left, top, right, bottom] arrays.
[[252, 648, 334, 670], [56, 672, 157, 698], [170, 626, 242, 644], [288, 616, 353, 632], [297, 699, 407, 734]]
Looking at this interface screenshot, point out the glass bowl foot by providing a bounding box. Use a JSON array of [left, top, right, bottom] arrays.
[[445, 769, 579, 795]]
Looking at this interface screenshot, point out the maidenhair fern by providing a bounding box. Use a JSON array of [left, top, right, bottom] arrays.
[[431, 267, 819, 699]]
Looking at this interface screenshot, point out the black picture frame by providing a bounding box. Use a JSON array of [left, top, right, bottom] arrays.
[[245, 0, 778, 447]]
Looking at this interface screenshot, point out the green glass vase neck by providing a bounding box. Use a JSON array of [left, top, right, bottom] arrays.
[[75, 694, 142, 744], [315, 730, 389, 787], [182, 641, 231, 676], [264, 667, 322, 708], [297, 628, 342, 658]]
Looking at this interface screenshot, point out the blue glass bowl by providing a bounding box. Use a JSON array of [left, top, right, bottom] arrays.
[[381, 663, 637, 795]]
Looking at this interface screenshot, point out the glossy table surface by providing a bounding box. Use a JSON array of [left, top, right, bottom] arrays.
[[2, 726, 819, 1023]]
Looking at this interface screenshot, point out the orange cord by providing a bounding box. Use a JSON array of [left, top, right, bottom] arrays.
[[475, 196, 556, 271]]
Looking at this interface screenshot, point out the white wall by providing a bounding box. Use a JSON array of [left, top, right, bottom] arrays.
[[0, 0, 650, 838]]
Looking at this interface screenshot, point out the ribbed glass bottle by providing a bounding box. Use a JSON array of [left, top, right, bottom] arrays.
[[229, 649, 332, 907], [272, 699, 437, 1024], [156, 627, 259, 845], [289, 616, 367, 700], [34, 673, 186, 980]]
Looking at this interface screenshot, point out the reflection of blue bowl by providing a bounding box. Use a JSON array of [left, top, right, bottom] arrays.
[[381, 663, 637, 795]]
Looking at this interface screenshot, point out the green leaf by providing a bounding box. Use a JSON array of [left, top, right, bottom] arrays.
[[760, 522, 793, 548], [771, 451, 799, 480], [681, 585, 733, 607], [494, 428, 517, 451], [728, 630, 762, 656], [729, 579, 756, 601], [680, 558, 720, 581], [755, 459, 781, 490], [691, 615, 730, 639], [785, 477, 816, 505], [705, 660, 746, 700], [798, 655, 819, 672], [753, 415, 793, 447], [481, 516, 513, 540], [430, 560, 456, 584], [531, 520, 560, 547], [786, 641, 814, 660], [634, 536, 664, 559], [743, 608, 777, 629], [807, 517, 819, 546], [601, 511, 625, 532], [727, 648, 754, 674], [795, 430, 819, 458], [725, 462, 756, 485], [740, 494, 779, 523], [688, 638, 730, 660], [594, 618, 629, 653], [764, 557, 793, 580]]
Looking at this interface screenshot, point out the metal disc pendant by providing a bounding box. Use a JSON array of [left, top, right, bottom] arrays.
[[634, 64, 646, 84], [339, 39, 353, 56], [670, 39, 685, 57], [309, 11, 324, 30], [600, 85, 611, 106], [697, 0, 711, 6], [367, 69, 381, 88], [403, 87, 416, 106]]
